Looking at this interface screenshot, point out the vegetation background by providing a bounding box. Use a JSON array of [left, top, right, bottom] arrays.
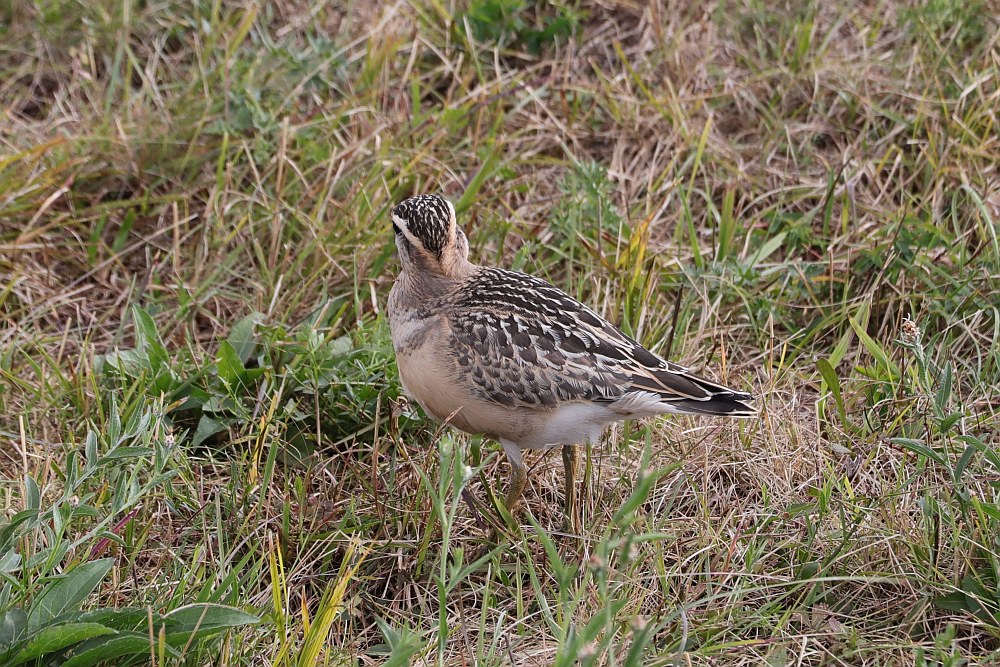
[[1, 0, 999, 664]]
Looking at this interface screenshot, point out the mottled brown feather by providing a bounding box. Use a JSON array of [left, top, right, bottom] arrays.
[[445, 268, 754, 415]]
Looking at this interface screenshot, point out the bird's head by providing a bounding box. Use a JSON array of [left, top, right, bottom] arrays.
[[390, 194, 471, 277]]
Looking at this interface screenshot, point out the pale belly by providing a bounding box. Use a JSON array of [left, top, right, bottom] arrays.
[[397, 347, 612, 449], [389, 299, 613, 450]]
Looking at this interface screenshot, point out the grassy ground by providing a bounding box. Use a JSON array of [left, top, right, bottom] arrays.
[[2, 0, 999, 664]]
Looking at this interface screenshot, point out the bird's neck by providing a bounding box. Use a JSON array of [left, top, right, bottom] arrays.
[[438, 252, 477, 280], [399, 258, 476, 298]]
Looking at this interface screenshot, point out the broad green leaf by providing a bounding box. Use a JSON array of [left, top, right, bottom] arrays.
[[226, 313, 263, 364], [163, 603, 260, 632], [957, 434, 1000, 473], [62, 632, 180, 667], [937, 413, 962, 433], [131, 306, 168, 370], [9, 623, 113, 664], [26, 541, 70, 571], [23, 476, 40, 511], [27, 559, 114, 630], [192, 414, 228, 448], [934, 361, 953, 416], [328, 335, 352, 357], [98, 447, 154, 463], [372, 617, 422, 667], [0, 609, 27, 649], [0, 549, 21, 574], [67, 501, 99, 520], [70, 608, 156, 631], [0, 510, 39, 548], [934, 591, 970, 613], [816, 358, 847, 426], [890, 438, 947, 466], [107, 396, 122, 443], [84, 431, 99, 469], [94, 349, 146, 376], [750, 230, 788, 266], [954, 443, 977, 483], [216, 340, 245, 386]]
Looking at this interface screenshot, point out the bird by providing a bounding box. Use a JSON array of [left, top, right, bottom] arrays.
[[386, 193, 755, 531]]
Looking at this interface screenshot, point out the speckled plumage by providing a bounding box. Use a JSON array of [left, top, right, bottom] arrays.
[[387, 193, 755, 528], [449, 268, 754, 415], [390, 194, 453, 255]]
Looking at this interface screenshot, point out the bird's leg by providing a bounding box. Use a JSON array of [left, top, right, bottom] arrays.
[[505, 456, 527, 518], [499, 441, 527, 529], [562, 444, 581, 534]]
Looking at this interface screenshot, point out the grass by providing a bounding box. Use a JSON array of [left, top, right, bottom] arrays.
[[1, 0, 999, 663]]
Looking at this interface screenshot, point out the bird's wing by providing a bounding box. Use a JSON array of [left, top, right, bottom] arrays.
[[446, 268, 752, 414]]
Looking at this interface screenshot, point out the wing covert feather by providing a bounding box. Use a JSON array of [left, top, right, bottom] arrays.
[[445, 268, 742, 411]]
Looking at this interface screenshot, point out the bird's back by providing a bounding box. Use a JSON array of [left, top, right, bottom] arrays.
[[441, 267, 755, 419]]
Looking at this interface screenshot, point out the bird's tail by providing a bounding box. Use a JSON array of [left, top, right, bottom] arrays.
[[628, 364, 758, 417], [667, 392, 757, 417]]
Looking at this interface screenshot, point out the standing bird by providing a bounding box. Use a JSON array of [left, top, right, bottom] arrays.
[[387, 194, 755, 530]]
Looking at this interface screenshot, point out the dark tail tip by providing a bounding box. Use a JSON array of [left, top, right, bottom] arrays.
[[674, 393, 757, 417]]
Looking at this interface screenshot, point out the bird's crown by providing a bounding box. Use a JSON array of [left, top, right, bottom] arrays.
[[390, 194, 455, 255]]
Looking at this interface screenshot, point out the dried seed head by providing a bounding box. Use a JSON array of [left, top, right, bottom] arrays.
[[900, 317, 921, 345]]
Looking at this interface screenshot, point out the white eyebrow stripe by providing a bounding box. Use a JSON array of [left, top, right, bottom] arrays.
[[392, 213, 424, 248]]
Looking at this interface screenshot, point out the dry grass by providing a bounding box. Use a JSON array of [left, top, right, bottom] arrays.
[[2, 0, 999, 664]]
